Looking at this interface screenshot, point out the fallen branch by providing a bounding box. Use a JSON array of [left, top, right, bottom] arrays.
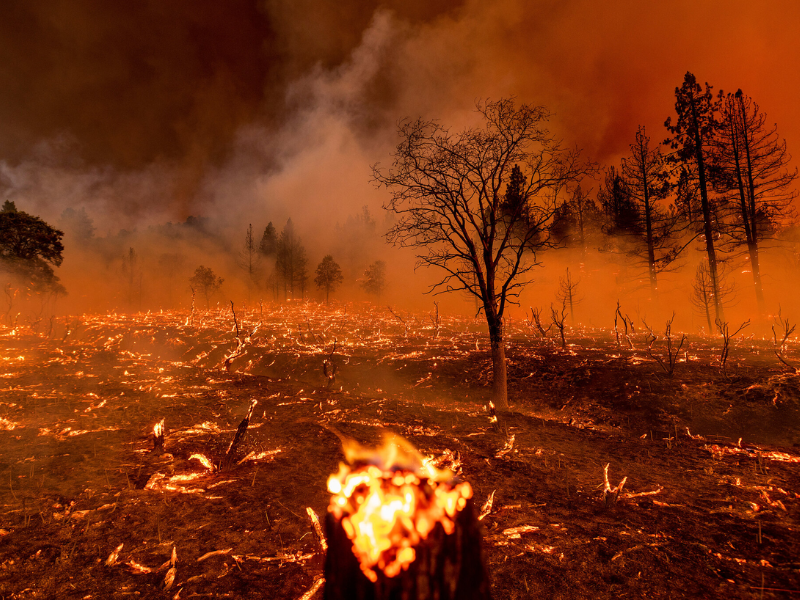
[[602, 463, 627, 507]]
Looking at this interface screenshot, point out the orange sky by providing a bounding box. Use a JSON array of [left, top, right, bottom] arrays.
[[0, 0, 797, 227]]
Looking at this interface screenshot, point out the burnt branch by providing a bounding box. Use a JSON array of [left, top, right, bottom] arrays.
[[550, 300, 567, 349], [772, 311, 797, 372], [715, 318, 750, 375], [647, 313, 686, 377]]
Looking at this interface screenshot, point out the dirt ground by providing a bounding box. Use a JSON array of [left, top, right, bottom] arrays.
[[0, 303, 798, 599]]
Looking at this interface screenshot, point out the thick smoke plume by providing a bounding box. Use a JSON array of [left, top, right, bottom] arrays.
[[0, 0, 798, 326]]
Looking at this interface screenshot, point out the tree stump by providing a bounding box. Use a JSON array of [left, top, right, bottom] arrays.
[[323, 498, 491, 600]]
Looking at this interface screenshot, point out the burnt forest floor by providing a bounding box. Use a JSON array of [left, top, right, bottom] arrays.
[[0, 303, 799, 599]]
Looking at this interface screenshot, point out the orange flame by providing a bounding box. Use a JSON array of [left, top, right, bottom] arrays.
[[327, 434, 472, 582]]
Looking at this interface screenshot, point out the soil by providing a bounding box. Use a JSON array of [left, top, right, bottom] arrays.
[[0, 303, 798, 599]]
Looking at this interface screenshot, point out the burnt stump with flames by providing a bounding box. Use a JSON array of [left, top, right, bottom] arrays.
[[323, 435, 491, 600]]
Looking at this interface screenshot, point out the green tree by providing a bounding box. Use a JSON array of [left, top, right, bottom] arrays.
[[314, 255, 344, 304], [0, 201, 65, 295], [374, 99, 590, 409], [361, 260, 386, 297], [189, 265, 223, 309]]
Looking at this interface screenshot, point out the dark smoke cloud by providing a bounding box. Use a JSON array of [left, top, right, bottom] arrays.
[[0, 0, 797, 261]]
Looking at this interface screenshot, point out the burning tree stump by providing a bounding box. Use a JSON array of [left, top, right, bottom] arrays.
[[324, 498, 490, 600], [323, 435, 491, 600]]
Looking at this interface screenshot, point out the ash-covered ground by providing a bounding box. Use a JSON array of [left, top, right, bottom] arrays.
[[0, 303, 799, 599]]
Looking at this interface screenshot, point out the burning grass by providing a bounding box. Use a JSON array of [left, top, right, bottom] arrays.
[[0, 303, 798, 598]]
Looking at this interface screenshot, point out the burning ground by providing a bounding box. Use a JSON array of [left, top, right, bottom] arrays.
[[0, 304, 799, 598]]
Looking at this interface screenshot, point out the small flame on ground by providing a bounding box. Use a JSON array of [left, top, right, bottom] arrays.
[[189, 454, 214, 471], [327, 433, 472, 582]]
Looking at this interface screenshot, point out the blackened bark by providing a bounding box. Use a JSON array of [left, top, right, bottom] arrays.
[[323, 499, 491, 600], [689, 94, 724, 323]]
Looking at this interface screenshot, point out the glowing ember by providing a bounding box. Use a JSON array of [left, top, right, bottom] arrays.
[[327, 434, 473, 582]]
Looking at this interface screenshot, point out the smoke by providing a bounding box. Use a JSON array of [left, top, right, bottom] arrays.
[[0, 0, 798, 322]]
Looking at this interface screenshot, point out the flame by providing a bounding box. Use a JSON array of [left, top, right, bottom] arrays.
[[327, 434, 472, 582]]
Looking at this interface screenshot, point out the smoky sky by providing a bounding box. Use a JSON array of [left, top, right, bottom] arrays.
[[0, 0, 461, 169], [0, 0, 798, 227]]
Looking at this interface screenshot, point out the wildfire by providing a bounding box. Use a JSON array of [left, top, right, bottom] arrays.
[[327, 434, 473, 582]]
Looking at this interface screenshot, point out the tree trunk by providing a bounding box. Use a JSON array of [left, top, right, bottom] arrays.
[[487, 318, 508, 411], [324, 499, 491, 600], [689, 95, 724, 323]]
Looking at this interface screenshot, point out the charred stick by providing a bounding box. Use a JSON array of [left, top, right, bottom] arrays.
[[224, 399, 258, 467]]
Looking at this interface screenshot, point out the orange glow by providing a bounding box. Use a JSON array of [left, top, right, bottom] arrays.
[[327, 434, 472, 582]]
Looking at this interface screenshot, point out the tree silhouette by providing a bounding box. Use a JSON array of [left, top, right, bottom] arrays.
[[619, 125, 682, 295], [712, 89, 798, 314], [189, 265, 223, 309], [665, 72, 725, 323], [361, 260, 386, 297], [275, 219, 308, 299], [237, 224, 262, 303], [0, 201, 65, 296], [315, 255, 344, 304], [374, 99, 591, 409]]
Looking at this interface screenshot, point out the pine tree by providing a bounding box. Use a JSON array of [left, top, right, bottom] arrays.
[[275, 219, 308, 299], [237, 224, 262, 303], [314, 255, 344, 304], [665, 72, 724, 322], [711, 89, 798, 314], [361, 260, 386, 297], [620, 125, 680, 295]]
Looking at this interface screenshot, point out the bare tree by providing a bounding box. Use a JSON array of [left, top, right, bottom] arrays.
[[550, 300, 567, 349], [690, 261, 733, 334], [238, 224, 262, 304], [715, 318, 750, 375], [614, 301, 635, 350], [647, 313, 686, 377], [712, 90, 798, 315], [555, 267, 581, 325], [771, 311, 797, 372], [528, 306, 551, 339], [374, 99, 591, 409]]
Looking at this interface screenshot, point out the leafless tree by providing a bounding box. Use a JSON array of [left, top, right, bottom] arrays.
[[614, 301, 635, 350], [712, 90, 798, 315], [647, 313, 686, 377], [715, 318, 750, 375], [238, 224, 263, 304], [374, 99, 591, 409], [556, 267, 581, 325], [550, 300, 568, 349], [528, 306, 552, 339], [690, 261, 734, 334], [771, 311, 797, 372]]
